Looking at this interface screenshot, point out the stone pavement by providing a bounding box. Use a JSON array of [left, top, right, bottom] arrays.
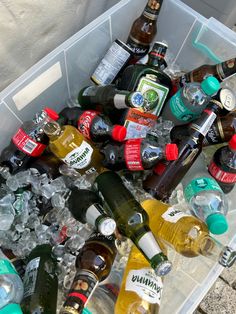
[[194, 263, 236, 314]]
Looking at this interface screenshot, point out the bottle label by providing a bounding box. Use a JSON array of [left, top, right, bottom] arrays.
[[217, 58, 236, 81], [208, 161, 236, 183], [126, 36, 150, 59], [23, 257, 40, 298], [191, 110, 217, 136], [161, 207, 190, 223], [67, 270, 99, 306], [184, 177, 223, 202], [203, 122, 221, 145], [62, 141, 93, 169], [169, 89, 198, 122], [125, 268, 163, 304], [137, 77, 169, 116], [0, 259, 18, 275], [91, 40, 131, 85], [143, 0, 162, 20], [86, 232, 116, 251], [124, 139, 144, 171], [77, 110, 98, 140], [12, 128, 46, 157], [124, 108, 157, 139]]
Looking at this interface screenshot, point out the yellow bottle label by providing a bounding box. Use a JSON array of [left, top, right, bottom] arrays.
[[125, 268, 162, 304], [62, 141, 93, 169]]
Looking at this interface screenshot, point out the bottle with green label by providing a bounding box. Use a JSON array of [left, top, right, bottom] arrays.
[[0, 250, 23, 313], [20, 244, 58, 314], [161, 76, 220, 125], [182, 153, 229, 235], [117, 42, 172, 116]]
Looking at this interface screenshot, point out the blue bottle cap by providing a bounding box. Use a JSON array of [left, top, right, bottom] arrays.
[[206, 213, 228, 235], [0, 304, 23, 314], [200, 76, 220, 96]]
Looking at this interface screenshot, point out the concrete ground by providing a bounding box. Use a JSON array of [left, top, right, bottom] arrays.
[[194, 264, 236, 314]]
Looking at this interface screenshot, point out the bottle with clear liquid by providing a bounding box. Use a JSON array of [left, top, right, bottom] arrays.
[[161, 76, 220, 125], [182, 153, 229, 235], [115, 243, 164, 314], [0, 250, 23, 314], [43, 121, 103, 175]]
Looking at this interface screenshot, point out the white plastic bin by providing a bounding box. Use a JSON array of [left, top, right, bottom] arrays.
[[0, 0, 236, 313]]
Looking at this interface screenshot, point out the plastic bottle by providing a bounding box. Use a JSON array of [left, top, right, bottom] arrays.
[[161, 76, 220, 125], [208, 134, 236, 194], [182, 154, 229, 235], [100, 139, 178, 171], [0, 249, 23, 313]]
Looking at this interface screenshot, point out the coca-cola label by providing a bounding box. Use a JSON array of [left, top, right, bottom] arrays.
[[78, 110, 98, 140], [208, 161, 236, 183], [12, 128, 46, 157], [124, 139, 144, 171]]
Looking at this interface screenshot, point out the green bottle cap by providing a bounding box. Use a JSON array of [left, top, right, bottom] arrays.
[[206, 213, 228, 235], [0, 304, 23, 314], [82, 308, 92, 314], [151, 253, 172, 276], [200, 76, 220, 96]]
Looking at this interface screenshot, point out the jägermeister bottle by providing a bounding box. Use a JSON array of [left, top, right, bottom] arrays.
[[94, 171, 172, 276], [61, 232, 117, 314], [21, 244, 58, 314]]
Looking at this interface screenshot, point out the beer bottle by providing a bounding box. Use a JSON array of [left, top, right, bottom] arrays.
[[21, 244, 58, 313], [143, 100, 223, 202], [67, 187, 116, 236], [43, 121, 103, 175], [126, 0, 164, 63], [175, 58, 236, 88], [94, 171, 172, 276], [61, 232, 117, 314]]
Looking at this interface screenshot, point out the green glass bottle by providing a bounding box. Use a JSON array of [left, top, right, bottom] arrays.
[[93, 171, 172, 276], [21, 244, 58, 314]]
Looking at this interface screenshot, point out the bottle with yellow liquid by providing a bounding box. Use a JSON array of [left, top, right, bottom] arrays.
[[115, 244, 164, 314], [141, 198, 234, 264], [43, 121, 103, 175]]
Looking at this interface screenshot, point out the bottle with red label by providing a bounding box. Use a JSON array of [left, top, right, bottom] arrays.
[[59, 107, 127, 143], [100, 138, 178, 171], [208, 134, 236, 194], [0, 108, 59, 174]]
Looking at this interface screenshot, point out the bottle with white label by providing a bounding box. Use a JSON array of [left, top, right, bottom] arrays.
[[21, 244, 58, 313], [161, 76, 220, 126], [115, 243, 164, 314], [0, 250, 23, 313], [67, 187, 116, 236], [43, 121, 104, 175], [182, 153, 229, 235]]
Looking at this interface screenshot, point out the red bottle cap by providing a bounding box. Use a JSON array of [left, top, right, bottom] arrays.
[[229, 134, 236, 150], [44, 107, 59, 121], [165, 143, 178, 161], [153, 162, 166, 175], [112, 125, 127, 142]]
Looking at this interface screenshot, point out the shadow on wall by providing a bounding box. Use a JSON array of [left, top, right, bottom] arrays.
[[0, 0, 119, 92]]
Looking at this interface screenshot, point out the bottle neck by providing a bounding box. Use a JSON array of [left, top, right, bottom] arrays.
[[216, 58, 236, 81], [142, 0, 163, 20], [43, 121, 62, 140], [198, 235, 226, 263]]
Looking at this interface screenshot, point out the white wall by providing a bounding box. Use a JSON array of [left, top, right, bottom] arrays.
[[0, 0, 119, 91]]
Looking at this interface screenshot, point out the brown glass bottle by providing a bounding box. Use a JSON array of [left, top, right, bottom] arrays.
[[176, 58, 236, 87], [143, 101, 222, 202], [61, 232, 117, 314], [126, 0, 163, 63]]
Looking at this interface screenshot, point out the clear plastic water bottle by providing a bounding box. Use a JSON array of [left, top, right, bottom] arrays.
[[0, 250, 23, 313], [161, 76, 220, 125], [182, 153, 229, 235]]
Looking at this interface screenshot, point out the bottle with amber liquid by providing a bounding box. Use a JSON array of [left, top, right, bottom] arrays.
[[61, 232, 117, 314], [143, 100, 222, 202], [126, 0, 163, 63], [43, 121, 103, 175], [175, 58, 236, 88]]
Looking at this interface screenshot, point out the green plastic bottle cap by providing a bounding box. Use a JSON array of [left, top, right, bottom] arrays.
[[0, 304, 23, 314], [82, 308, 92, 314], [200, 76, 220, 96], [206, 213, 228, 235]]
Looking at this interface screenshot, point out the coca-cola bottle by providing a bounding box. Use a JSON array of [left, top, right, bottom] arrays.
[[208, 134, 236, 194], [0, 108, 59, 174], [100, 139, 178, 171]]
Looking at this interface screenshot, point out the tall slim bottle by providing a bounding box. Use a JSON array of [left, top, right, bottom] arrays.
[[94, 171, 172, 276], [43, 121, 103, 175], [143, 100, 222, 202]]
